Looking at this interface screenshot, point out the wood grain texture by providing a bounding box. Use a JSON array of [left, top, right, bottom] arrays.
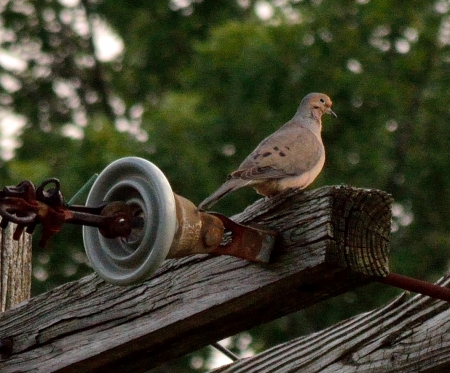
[[0, 186, 392, 373], [213, 276, 450, 373], [1, 225, 32, 312]]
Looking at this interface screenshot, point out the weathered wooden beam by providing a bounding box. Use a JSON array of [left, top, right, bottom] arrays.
[[0, 225, 32, 312], [213, 276, 450, 373], [0, 186, 392, 373]]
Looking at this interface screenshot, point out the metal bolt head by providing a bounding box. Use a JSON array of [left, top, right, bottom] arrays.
[[200, 213, 224, 248]]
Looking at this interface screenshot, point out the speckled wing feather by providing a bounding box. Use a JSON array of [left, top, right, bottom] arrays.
[[230, 125, 323, 180]]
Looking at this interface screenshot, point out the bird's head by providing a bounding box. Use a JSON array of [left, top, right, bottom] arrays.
[[300, 93, 337, 122]]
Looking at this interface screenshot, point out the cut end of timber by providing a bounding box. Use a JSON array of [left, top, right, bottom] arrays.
[[327, 186, 393, 277], [235, 185, 393, 277]]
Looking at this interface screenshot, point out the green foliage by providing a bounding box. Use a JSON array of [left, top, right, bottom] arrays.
[[2, 0, 450, 370]]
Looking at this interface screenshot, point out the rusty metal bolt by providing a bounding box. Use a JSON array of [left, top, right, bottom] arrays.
[[200, 213, 224, 248], [98, 201, 133, 239]]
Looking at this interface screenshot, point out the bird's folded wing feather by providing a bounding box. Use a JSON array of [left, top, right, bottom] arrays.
[[231, 166, 293, 180], [230, 126, 323, 180]]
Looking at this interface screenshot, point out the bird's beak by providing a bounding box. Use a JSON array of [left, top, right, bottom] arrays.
[[326, 108, 337, 118]]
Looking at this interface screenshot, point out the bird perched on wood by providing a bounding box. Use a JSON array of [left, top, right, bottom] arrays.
[[198, 93, 336, 211]]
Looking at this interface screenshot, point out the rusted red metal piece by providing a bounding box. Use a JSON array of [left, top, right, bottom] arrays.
[[0, 179, 136, 247], [378, 273, 450, 303], [167, 194, 276, 263], [0, 179, 277, 264], [208, 213, 276, 263]]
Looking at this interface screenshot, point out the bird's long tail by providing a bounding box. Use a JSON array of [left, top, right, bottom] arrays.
[[198, 179, 248, 210]]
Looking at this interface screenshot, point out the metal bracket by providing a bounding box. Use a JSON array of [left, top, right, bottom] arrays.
[[0, 178, 276, 264], [208, 212, 276, 263], [0, 179, 137, 247]]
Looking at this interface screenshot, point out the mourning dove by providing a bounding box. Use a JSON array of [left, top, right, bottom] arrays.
[[198, 93, 336, 210]]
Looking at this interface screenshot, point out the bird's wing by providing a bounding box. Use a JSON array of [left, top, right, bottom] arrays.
[[231, 125, 323, 181], [230, 165, 289, 180]]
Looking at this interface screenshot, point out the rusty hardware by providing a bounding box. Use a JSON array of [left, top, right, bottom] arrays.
[[167, 194, 276, 263], [208, 212, 275, 263], [0, 178, 276, 265], [0, 178, 139, 247], [78, 157, 277, 285], [378, 273, 450, 303]]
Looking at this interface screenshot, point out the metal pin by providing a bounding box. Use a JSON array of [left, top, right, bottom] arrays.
[[211, 341, 239, 361]]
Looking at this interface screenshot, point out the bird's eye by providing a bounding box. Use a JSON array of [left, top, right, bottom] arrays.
[[320, 98, 325, 103]]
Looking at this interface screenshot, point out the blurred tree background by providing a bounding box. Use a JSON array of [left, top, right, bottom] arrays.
[[1, 0, 450, 371]]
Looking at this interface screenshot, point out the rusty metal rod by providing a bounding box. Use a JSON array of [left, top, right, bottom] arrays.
[[378, 273, 450, 302], [65, 210, 105, 227]]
